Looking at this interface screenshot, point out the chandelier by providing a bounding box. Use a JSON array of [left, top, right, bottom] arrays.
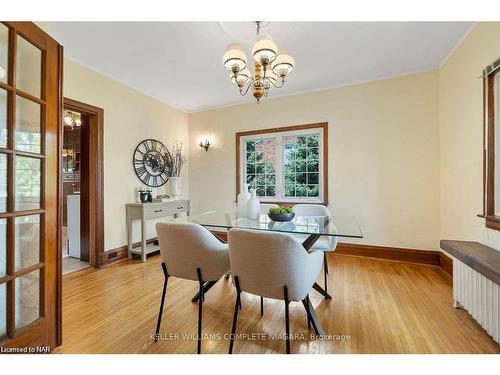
[[63, 110, 82, 128], [223, 21, 295, 103]]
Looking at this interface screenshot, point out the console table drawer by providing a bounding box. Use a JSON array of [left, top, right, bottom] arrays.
[[145, 205, 177, 218]]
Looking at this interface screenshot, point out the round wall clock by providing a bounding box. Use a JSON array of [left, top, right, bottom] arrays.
[[133, 139, 172, 187]]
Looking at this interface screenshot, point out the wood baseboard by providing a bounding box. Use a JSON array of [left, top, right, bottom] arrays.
[[334, 243, 452, 276], [101, 238, 159, 266]]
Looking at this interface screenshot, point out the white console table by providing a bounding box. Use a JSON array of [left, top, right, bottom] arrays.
[[126, 199, 190, 262]]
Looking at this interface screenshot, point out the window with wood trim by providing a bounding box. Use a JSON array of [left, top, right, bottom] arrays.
[[236, 123, 328, 204], [482, 63, 500, 230]]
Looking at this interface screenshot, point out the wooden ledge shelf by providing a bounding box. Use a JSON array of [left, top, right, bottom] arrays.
[[440, 240, 500, 285]]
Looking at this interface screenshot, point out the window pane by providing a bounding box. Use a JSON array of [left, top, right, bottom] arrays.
[[308, 173, 319, 184], [307, 135, 319, 147], [307, 160, 319, 172], [0, 153, 6, 212], [307, 185, 319, 197], [244, 137, 276, 198], [16, 35, 41, 98], [296, 184, 307, 197], [0, 24, 7, 84], [15, 156, 41, 211], [0, 218, 6, 277], [15, 215, 40, 272], [246, 163, 255, 174], [265, 186, 276, 197], [15, 95, 41, 154], [0, 89, 6, 148], [0, 283, 6, 339], [256, 174, 265, 185], [308, 148, 319, 159], [265, 174, 275, 185], [246, 174, 255, 187], [15, 269, 40, 330]]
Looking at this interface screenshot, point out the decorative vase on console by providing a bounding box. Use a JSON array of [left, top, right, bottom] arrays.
[[168, 141, 186, 199], [170, 177, 181, 197], [237, 183, 251, 218], [246, 188, 260, 220]]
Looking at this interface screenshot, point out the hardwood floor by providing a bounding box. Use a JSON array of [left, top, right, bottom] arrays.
[[54, 253, 499, 354]]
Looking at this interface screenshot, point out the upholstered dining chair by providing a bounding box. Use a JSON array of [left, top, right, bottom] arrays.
[[292, 204, 337, 294], [227, 228, 324, 354], [154, 222, 230, 354]]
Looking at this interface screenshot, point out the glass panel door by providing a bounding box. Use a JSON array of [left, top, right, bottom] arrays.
[[0, 22, 62, 349]]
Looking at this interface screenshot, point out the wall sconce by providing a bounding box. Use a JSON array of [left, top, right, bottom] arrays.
[[199, 139, 212, 152]]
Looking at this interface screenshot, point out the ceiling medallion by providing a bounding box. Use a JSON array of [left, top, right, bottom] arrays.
[[222, 21, 295, 103]]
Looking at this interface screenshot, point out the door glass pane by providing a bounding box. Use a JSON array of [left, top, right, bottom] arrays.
[[15, 95, 41, 154], [15, 215, 40, 272], [15, 156, 40, 211], [0, 283, 6, 339], [0, 24, 7, 84], [0, 218, 6, 277], [0, 153, 6, 212], [15, 269, 40, 330], [16, 35, 41, 98], [0, 89, 6, 148]]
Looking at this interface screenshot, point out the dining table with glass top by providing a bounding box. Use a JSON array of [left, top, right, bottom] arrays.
[[167, 210, 363, 336]]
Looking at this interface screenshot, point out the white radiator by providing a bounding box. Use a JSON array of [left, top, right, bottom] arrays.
[[453, 259, 499, 344]]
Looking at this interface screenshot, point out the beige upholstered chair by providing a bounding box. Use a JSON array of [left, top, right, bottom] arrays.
[[227, 228, 324, 354], [154, 222, 230, 354], [292, 204, 337, 294]]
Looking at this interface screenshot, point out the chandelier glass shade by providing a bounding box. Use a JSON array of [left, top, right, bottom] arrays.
[[223, 22, 295, 103]]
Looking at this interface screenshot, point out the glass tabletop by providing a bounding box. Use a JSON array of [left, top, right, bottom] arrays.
[[169, 211, 363, 238]]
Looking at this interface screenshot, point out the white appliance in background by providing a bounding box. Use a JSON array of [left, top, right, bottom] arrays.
[[67, 194, 80, 258]]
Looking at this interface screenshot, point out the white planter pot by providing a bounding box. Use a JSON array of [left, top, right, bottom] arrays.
[[170, 177, 181, 197]]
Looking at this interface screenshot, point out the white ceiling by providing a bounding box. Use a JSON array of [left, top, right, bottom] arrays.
[[45, 22, 474, 112]]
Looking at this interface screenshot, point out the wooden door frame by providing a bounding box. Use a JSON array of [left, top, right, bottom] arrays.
[[60, 98, 104, 268]]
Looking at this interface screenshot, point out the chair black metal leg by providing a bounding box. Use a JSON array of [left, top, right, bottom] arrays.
[[196, 268, 204, 354], [284, 285, 290, 354], [260, 296, 264, 317], [155, 263, 169, 341], [229, 276, 241, 354], [323, 253, 329, 294]]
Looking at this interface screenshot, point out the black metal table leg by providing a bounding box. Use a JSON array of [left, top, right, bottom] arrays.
[[302, 234, 332, 300], [301, 295, 324, 337], [191, 279, 219, 302], [312, 282, 332, 299]]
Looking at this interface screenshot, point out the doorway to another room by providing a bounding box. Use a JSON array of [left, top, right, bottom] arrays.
[[61, 98, 104, 274]]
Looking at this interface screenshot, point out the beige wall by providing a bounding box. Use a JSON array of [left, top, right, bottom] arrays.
[[63, 59, 189, 251], [188, 71, 441, 250], [439, 22, 500, 250]]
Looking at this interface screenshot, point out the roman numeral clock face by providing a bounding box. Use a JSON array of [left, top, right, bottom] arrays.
[[133, 139, 172, 187]]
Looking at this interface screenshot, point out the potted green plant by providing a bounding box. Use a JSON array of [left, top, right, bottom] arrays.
[[267, 206, 295, 222]]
